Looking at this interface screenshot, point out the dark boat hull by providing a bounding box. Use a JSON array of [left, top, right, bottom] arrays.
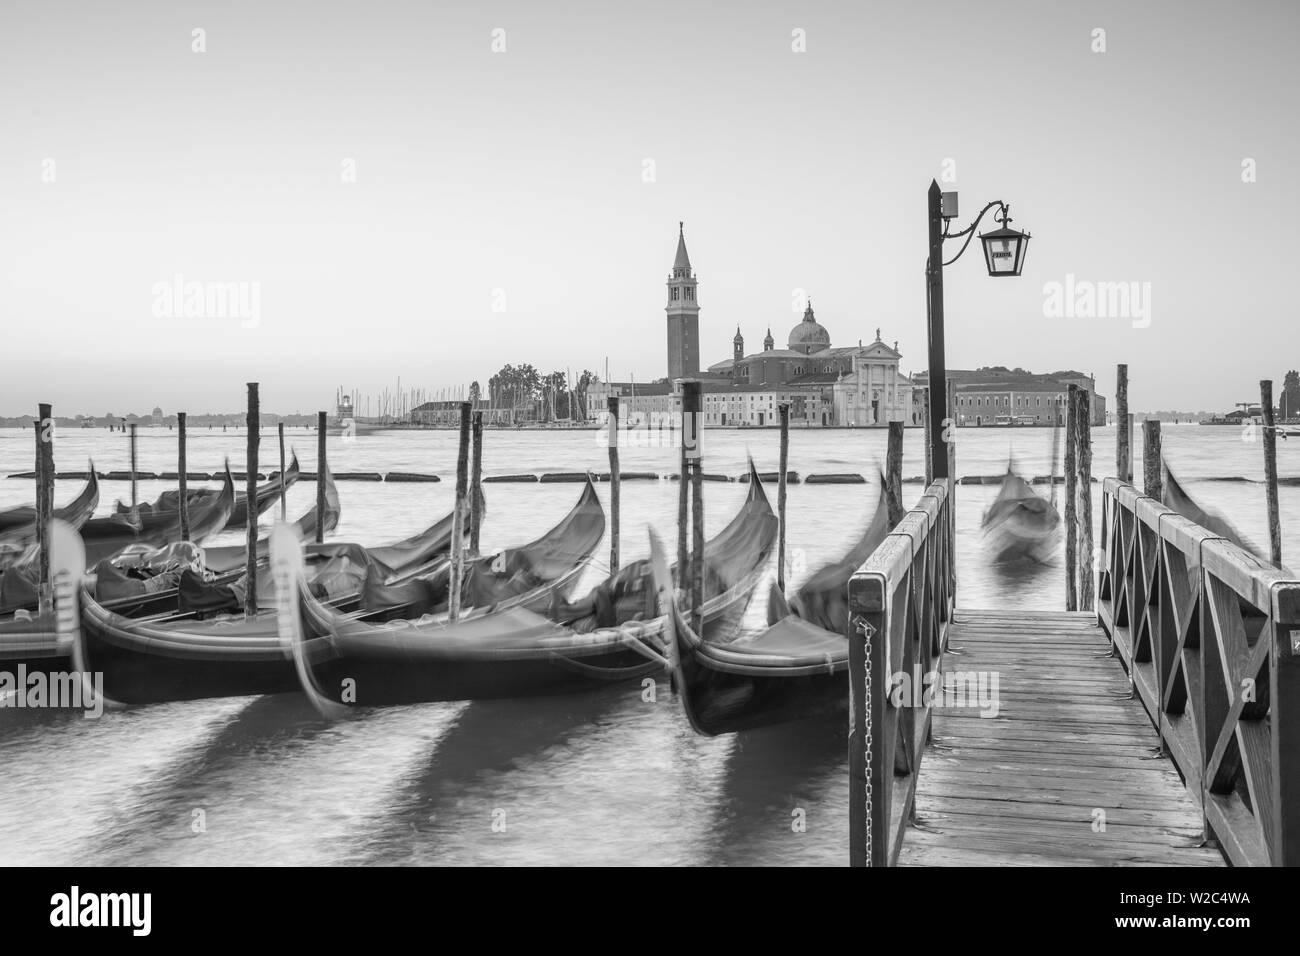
[[296, 469, 776, 707], [74, 482, 595, 705], [674, 657, 845, 736]]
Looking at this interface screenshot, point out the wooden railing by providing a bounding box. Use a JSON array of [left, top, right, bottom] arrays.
[[846, 479, 955, 867], [1099, 477, 1300, 866]]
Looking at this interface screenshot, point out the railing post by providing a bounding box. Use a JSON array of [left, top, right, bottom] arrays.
[[1271, 585, 1300, 865], [1065, 385, 1079, 611], [848, 571, 890, 867]]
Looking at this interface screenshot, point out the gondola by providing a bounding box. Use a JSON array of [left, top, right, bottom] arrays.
[[287, 465, 776, 709], [0, 467, 100, 536], [1162, 462, 1265, 560], [0, 468, 237, 615], [980, 465, 1061, 564], [664, 478, 893, 736], [73, 482, 592, 706], [79, 466, 238, 566], [87, 466, 343, 619], [112, 451, 301, 531]]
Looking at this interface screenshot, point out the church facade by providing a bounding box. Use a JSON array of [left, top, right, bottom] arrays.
[[599, 224, 919, 427]]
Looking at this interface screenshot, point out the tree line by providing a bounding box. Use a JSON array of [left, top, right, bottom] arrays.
[[487, 365, 601, 420]]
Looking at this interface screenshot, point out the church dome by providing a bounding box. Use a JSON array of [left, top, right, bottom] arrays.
[[788, 301, 830, 354]]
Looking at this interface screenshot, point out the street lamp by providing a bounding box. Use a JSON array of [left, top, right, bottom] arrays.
[[925, 180, 1032, 480]]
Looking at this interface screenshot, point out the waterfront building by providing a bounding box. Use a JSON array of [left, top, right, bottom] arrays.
[[830, 335, 923, 426], [912, 368, 1106, 426], [586, 380, 677, 428]]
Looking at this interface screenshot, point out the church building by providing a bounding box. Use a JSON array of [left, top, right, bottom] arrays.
[[591, 224, 920, 427], [665, 223, 700, 380]]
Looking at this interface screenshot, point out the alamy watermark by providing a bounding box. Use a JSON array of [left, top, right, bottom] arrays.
[[1043, 274, 1151, 329], [152, 273, 261, 328], [0, 665, 104, 718], [888, 665, 1001, 717]]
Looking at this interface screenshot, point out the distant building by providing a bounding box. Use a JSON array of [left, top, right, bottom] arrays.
[[912, 368, 1106, 426], [586, 380, 677, 428], [151, 406, 163, 426]]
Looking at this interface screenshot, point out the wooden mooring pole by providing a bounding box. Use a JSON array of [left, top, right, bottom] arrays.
[[1261, 380, 1282, 567], [777, 402, 790, 592], [606, 396, 620, 574], [35, 403, 53, 616], [470, 410, 484, 556], [684, 381, 705, 634], [1116, 364, 1130, 483], [449, 401, 471, 622], [244, 383, 259, 619], [677, 423, 689, 586], [129, 422, 139, 513], [886, 421, 905, 526], [1143, 420, 1163, 502], [316, 412, 327, 544], [1076, 387, 1095, 611], [278, 421, 287, 521], [1064, 385, 1079, 611], [177, 412, 190, 541]]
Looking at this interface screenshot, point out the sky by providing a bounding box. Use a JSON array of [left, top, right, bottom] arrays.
[[1, 0, 1296, 416]]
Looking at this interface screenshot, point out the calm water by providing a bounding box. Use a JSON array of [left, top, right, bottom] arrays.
[[0, 424, 1295, 865]]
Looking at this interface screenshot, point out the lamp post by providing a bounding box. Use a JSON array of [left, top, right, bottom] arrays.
[[925, 179, 1032, 479]]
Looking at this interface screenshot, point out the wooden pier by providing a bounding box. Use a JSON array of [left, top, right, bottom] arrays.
[[899, 608, 1222, 866], [847, 474, 1300, 867]]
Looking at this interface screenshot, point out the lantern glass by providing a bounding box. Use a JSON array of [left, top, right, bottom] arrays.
[[980, 226, 1030, 277]]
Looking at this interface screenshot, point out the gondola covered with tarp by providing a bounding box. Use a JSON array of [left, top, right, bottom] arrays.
[[0, 468, 336, 668], [666, 477, 894, 736], [75, 483, 596, 705], [112, 451, 301, 531], [79, 466, 237, 565], [289, 466, 776, 708], [0, 468, 236, 614]]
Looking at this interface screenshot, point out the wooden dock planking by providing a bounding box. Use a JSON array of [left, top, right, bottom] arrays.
[[899, 608, 1225, 867]]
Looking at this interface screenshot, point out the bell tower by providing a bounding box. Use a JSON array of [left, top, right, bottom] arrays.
[[666, 222, 700, 380]]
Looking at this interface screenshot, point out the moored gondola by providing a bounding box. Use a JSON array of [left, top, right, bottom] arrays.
[[664, 478, 893, 736], [288, 466, 777, 708], [0, 468, 237, 614], [0, 466, 100, 537], [980, 465, 1061, 564], [112, 451, 302, 531], [80, 466, 238, 565], [1162, 461, 1266, 560], [73, 481, 593, 705]]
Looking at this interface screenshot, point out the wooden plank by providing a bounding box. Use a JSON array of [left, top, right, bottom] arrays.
[[897, 608, 1225, 867]]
